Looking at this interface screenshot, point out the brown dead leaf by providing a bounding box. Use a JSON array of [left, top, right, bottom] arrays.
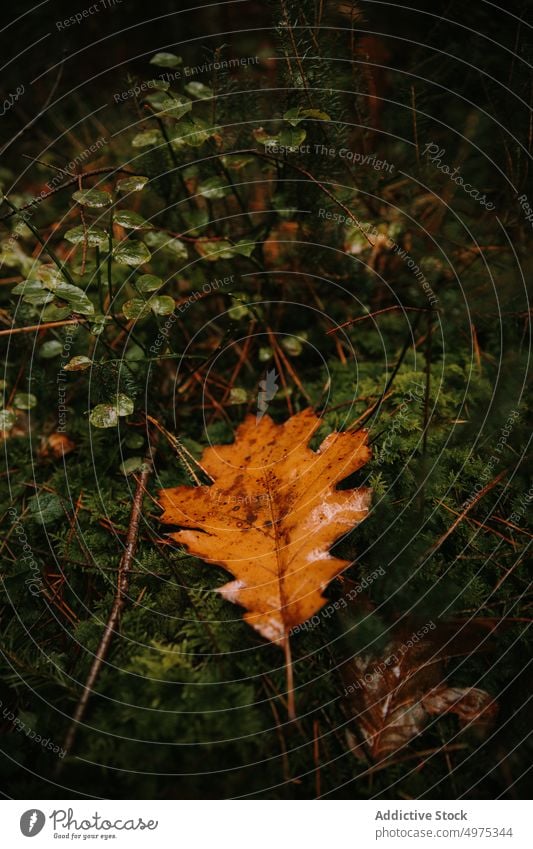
[[40, 432, 76, 459], [159, 408, 371, 645], [341, 621, 499, 761]]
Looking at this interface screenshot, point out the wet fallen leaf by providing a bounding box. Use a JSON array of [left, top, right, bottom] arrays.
[[159, 409, 371, 645], [341, 618, 499, 761]]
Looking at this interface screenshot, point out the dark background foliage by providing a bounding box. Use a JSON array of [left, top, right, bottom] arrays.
[[0, 0, 531, 799]]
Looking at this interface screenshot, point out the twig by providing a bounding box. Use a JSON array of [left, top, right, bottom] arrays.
[[328, 306, 431, 333], [77, 174, 88, 275], [283, 633, 296, 721], [0, 318, 88, 337], [347, 390, 394, 431], [263, 678, 292, 782], [345, 311, 425, 433], [420, 469, 509, 567], [57, 450, 153, 768], [146, 414, 213, 484], [438, 501, 517, 547], [21, 154, 71, 176], [0, 167, 141, 221]]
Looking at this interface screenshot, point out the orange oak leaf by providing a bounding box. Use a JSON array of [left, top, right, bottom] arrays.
[[159, 409, 371, 645]]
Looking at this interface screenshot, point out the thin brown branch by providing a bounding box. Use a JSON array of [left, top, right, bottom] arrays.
[[0, 318, 86, 337], [421, 469, 509, 565], [0, 167, 141, 221], [328, 306, 431, 334], [57, 450, 153, 768], [283, 633, 296, 722]]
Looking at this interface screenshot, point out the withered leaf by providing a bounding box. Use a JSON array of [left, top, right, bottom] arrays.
[[341, 620, 499, 761], [159, 409, 371, 644]]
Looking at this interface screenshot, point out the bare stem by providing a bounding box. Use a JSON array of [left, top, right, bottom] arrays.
[[284, 633, 296, 721], [57, 450, 153, 769]]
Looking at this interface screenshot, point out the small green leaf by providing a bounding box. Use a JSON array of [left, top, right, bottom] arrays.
[[115, 393, 134, 416], [90, 404, 119, 428], [64, 225, 109, 246], [162, 237, 188, 258], [64, 356, 93, 372], [122, 298, 152, 320], [281, 336, 303, 356], [28, 493, 64, 525], [23, 292, 56, 306], [283, 107, 304, 126], [144, 91, 171, 111], [36, 266, 66, 286], [54, 283, 95, 315], [198, 177, 230, 200], [89, 315, 108, 336], [61, 297, 94, 316], [136, 274, 163, 293], [220, 155, 253, 171], [228, 294, 250, 320], [114, 210, 151, 230], [131, 130, 162, 148], [144, 231, 188, 259], [150, 295, 175, 315], [194, 238, 235, 261], [39, 340, 63, 359], [154, 96, 192, 120], [119, 456, 147, 475], [113, 241, 151, 266], [229, 387, 248, 404], [14, 392, 37, 410], [48, 283, 85, 301], [150, 52, 182, 68], [123, 294, 174, 318], [232, 240, 256, 257], [125, 432, 145, 449], [300, 108, 330, 122], [278, 126, 306, 148], [184, 81, 213, 99], [0, 409, 16, 430], [12, 280, 45, 296], [253, 127, 280, 149], [41, 305, 71, 321], [259, 346, 273, 362], [283, 107, 331, 126], [171, 117, 213, 149], [116, 176, 149, 193], [194, 238, 254, 260], [72, 189, 113, 208]]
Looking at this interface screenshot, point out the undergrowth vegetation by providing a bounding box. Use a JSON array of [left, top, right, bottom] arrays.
[[0, 0, 530, 799]]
